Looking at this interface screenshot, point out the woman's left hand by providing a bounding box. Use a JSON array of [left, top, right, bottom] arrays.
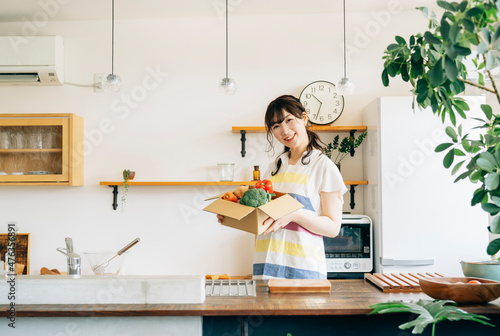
[[262, 211, 297, 235]]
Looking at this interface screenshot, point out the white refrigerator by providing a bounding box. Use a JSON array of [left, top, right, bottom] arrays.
[[362, 96, 488, 276]]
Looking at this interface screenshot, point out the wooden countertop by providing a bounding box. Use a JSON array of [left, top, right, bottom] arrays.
[[2, 280, 500, 317]]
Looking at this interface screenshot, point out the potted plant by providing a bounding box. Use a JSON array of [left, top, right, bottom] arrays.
[[381, 0, 500, 278], [121, 169, 135, 211], [323, 132, 367, 171]]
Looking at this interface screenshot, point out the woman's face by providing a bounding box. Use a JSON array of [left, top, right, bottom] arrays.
[[270, 110, 308, 150]]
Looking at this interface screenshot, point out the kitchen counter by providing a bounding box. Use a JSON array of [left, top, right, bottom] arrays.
[[2, 279, 500, 317]]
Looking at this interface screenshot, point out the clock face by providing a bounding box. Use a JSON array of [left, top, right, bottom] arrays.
[[299, 81, 344, 125]]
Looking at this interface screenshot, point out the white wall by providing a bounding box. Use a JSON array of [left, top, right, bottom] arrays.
[[0, 4, 434, 276]]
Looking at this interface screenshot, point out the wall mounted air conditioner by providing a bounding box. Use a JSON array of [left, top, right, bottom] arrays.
[[0, 36, 64, 86]]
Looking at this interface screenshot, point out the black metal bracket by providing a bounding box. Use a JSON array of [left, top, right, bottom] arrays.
[[109, 185, 118, 210], [349, 129, 356, 157], [349, 185, 357, 210], [240, 130, 246, 157]]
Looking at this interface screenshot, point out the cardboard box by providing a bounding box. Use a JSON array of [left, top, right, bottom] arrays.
[[203, 189, 304, 235]]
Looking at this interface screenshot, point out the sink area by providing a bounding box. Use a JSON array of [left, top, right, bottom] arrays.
[[0, 275, 205, 304]]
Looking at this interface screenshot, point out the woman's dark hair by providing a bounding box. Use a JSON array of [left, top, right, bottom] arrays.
[[265, 95, 325, 175]]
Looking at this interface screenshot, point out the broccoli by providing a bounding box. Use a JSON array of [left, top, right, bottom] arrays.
[[239, 188, 269, 207]]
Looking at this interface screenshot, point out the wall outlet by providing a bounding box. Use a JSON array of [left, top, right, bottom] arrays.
[[94, 73, 105, 93]]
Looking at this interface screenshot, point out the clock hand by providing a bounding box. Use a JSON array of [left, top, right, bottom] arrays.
[[310, 94, 322, 120], [311, 94, 322, 104]]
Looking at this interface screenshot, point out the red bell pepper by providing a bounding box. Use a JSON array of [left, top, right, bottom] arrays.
[[255, 179, 273, 194]]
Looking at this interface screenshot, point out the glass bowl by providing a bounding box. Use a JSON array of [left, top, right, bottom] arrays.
[[84, 251, 127, 275]]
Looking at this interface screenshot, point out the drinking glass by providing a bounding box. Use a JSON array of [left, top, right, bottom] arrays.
[[218, 163, 235, 182]]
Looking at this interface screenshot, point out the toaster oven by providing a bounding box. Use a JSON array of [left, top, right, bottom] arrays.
[[324, 214, 373, 279]]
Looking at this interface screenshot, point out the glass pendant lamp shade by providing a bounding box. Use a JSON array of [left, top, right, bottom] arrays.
[[103, 74, 121, 92], [218, 77, 236, 95], [336, 77, 355, 95]]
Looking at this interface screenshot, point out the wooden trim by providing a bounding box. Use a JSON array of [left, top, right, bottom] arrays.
[[232, 126, 367, 133], [100, 181, 368, 186]]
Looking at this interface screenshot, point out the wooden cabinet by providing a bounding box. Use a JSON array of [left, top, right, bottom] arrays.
[[0, 113, 83, 186]]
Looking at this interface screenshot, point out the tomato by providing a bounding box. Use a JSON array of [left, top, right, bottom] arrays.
[[467, 280, 481, 284], [255, 180, 273, 193], [455, 281, 464, 284]]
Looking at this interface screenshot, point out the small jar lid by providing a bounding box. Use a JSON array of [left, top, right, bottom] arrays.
[[254, 165, 259, 170]]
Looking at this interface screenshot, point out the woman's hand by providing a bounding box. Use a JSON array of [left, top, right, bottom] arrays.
[[261, 211, 298, 235], [216, 214, 224, 223]]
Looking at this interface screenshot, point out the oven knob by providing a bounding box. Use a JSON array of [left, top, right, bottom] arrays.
[[344, 262, 351, 269]]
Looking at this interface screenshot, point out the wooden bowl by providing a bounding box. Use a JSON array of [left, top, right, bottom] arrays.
[[419, 277, 500, 304]]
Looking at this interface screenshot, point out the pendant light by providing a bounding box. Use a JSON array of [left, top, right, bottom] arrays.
[[336, 0, 355, 95], [218, 0, 236, 95], [103, 0, 121, 92]]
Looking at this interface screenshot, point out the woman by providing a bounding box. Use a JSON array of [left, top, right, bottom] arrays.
[[219, 95, 347, 279]]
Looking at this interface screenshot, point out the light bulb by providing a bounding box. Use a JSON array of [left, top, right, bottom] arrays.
[[336, 77, 355, 95], [218, 77, 237, 95], [103, 74, 122, 92]]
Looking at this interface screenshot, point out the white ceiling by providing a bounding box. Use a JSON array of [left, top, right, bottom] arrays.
[[0, 0, 439, 22]]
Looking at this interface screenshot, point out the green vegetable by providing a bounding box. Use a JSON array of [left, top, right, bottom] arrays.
[[369, 299, 494, 335], [239, 188, 269, 208]]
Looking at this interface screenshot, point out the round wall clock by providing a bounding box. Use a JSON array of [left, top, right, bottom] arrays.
[[299, 80, 344, 125]]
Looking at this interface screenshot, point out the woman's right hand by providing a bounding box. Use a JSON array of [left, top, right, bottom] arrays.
[[216, 214, 224, 223]]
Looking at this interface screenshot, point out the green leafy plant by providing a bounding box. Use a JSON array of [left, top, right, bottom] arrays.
[[324, 132, 367, 165], [381, 0, 500, 258], [121, 169, 134, 211], [369, 299, 494, 335]]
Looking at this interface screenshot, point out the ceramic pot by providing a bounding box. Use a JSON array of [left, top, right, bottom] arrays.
[[123, 171, 135, 180], [461, 260, 500, 281]]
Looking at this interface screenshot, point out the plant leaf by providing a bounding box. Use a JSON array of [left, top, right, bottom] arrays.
[[445, 126, 458, 142], [466, 7, 483, 17], [451, 160, 465, 175], [478, 41, 490, 54], [481, 104, 493, 120], [435, 143, 454, 152], [487, 238, 500, 255], [477, 158, 496, 172], [444, 148, 455, 168], [485, 173, 500, 190], [482, 202, 500, 215], [490, 215, 500, 234], [424, 31, 441, 44], [444, 56, 458, 81]]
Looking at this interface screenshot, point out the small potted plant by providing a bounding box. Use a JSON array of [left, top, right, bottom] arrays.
[[323, 132, 367, 171], [121, 169, 135, 211]]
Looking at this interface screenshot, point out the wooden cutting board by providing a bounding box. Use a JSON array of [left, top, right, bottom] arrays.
[[268, 279, 331, 293]]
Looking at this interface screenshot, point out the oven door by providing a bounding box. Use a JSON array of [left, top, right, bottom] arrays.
[[324, 218, 373, 278]]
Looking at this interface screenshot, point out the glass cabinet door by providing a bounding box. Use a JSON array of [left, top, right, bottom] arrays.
[[0, 118, 70, 183]]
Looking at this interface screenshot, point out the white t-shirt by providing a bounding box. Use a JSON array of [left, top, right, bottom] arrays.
[[253, 149, 347, 279]]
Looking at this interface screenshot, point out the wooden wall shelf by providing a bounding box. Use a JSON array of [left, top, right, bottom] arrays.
[[100, 181, 367, 211], [232, 126, 367, 157], [231, 126, 367, 133]]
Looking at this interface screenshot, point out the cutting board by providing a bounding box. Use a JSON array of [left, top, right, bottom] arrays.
[[268, 279, 331, 293]]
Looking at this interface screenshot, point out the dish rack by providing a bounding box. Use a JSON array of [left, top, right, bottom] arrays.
[[205, 279, 257, 296]]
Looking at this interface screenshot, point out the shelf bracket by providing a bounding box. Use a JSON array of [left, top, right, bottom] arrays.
[[349, 130, 356, 157], [240, 130, 246, 157], [109, 185, 118, 210], [349, 185, 357, 210]]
